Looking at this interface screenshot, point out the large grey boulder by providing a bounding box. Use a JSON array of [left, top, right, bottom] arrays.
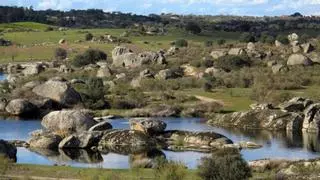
[[22, 63, 44, 76], [271, 64, 288, 74], [5, 99, 38, 116], [155, 68, 183, 80], [287, 54, 313, 66], [32, 79, 81, 107], [42, 110, 97, 134], [130, 118, 167, 135], [59, 131, 103, 149], [0, 140, 17, 161], [228, 48, 246, 56], [288, 33, 299, 42], [137, 51, 166, 65], [211, 49, 228, 59]]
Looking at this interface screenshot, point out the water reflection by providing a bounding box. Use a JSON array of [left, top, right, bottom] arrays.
[[2, 118, 320, 169]]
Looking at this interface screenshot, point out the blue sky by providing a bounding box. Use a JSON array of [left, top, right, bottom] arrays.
[[2, 0, 320, 16]]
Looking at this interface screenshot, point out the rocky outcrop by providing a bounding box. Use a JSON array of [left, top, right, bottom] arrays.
[[287, 54, 313, 66], [0, 140, 17, 162], [228, 48, 246, 56], [5, 99, 38, 116], [32, 79, 81, 107], [42, 110, 97, 134], [130, 118, 167, 135], [271, 64, 288, 74], [96, 66, 113, 78], [155, 68, 183, 80], [210, 49, 228, 59], [302, 103, 320, 133], [22, 63, 45, 76]]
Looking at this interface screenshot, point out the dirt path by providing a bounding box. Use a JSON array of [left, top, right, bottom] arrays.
[[194, 95, 224, 104]]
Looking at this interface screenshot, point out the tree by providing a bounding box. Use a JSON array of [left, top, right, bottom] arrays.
[[185, 22, 201, 34]]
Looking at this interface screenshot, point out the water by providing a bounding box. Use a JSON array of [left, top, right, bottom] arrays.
[[1, 118, 320, 169], [0, 73, 6, 81]]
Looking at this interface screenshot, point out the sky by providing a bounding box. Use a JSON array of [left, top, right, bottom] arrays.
[[2, 0, 320, 16]]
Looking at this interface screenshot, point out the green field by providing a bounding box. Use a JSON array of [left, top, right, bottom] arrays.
[[0, 22, 241, 63]]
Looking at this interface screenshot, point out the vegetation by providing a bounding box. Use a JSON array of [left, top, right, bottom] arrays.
[[174, 39, 188, 47], [197, 148, 252, 180], [72, 49, 107, 67], [54, 47, 67, 60]]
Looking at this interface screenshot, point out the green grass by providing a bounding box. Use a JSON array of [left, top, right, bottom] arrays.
[[183, 88, 254, 112], [3, 163, 199, 180], [0, 22, 53, 32]]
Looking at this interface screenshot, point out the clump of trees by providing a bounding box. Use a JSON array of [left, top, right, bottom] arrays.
[[72, 49, 107, 67]]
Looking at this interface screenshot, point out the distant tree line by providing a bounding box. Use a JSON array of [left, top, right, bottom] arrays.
[[1, 6, 320, 34]]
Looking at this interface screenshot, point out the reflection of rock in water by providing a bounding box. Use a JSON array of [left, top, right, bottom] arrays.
[[28, 148, 103, 164], [99, 145, 155, 155], [129, 149, 166, 168], [285, 130, 303, 148], [302, 131, 320, 152]]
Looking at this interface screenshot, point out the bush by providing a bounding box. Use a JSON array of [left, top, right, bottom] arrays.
[[203, 82, 213, 92], [45, 26, 54, 32], [197, 148, 251, 180], [85, 33, 93, 41], [276, 35, 289, 45], [174, 39, 188, 47], [72, 49, 107, 67], [54, 48, 67, 60], [155, 159, 187, 180], [260, 33, 275, 44], [239, 32, 255, 43], [300, 34, 310, 43], [202, 57, 214, 68], [204, 40, 213, 47], [0, 38, 12, 46], [217, 39, 226, 45], [215, 55, 251, 71], [185, 22, 201, 34]]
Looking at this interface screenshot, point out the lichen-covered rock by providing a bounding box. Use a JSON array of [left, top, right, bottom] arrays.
[[210, 49, 228, 59], [130, 118, 167, 135], [303, 103, 320, 133], [98, 130, 156, 149], [32, 79, 81, 107], [228, 48, 246, 56], [0, 139, 17, 162], [96, 66, 113, 78], [5, 99, 38, 116], [159, 130, 233, 149], [279, 97, 313, 112], [42, 110, 97, 134], [59, 131, 103, 149], [271, 64, 288, 74]]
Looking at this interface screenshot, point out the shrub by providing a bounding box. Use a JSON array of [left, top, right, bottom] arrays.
[[45, 26, 54, 32], [239, 32, 255, 43], [260, 33, 275, 44], [54, 48, 67, 60], [174, 39, 188, 47], [300, 34, 310, 43], [202, 57, 214, 68], [72, 49, 107, 67], [276, 35, 289, 45], [185, 22, 202, 34], [204, 40, 213, 47], [203, 82, 213, 92], [217, 39, 226, 45], [0, 38, 12, 46], [197, 148, 251, 180], [85, 33, 93, 41], [215, 55, 251, 71], [155, 159, 187, 180]]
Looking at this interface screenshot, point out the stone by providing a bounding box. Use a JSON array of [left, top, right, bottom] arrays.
[[22, 63, 44, 76], [42, 110, 97, 134], [279, 97, 313, 112], [96, 66, 113, 78], [137, 51, 166, 65], [130, 118, 167, 135], [287, 54, 313, 66], [238, 141, 263, 149], [139, 69, 154, 78], [303, 103, 320, 133], [288, 33, 299, 42], [247, 42, 255, 51], [292, 45, 302, 53], [98, 130, 157, 149], [59, 65, 73, 73], [0, 140, 17, 161], [160, 130, 233, 148], [70, 79, 85, 84], [89, 121, 113, 131], [0, 98, 7, 111], [28, 132, 62, 149], [308, 52, 320, 63], [5, 99, 38, 116], [165, 46, 179, 56], [23, 81, 41, 89], [59, 131, 103, 149], [275, 40, 283, 47], [155, 69, 183, 80], [181, 64, 201, 78], [228, 48, 246, 56], [32, 79, 81, 107], [59, 39, 66, 44], [267, 60, 277, 67], [271, 64, 288, 74], [205, 67, 225, 77], [301, 43, 314, 54], [210, 49, 228, 59]]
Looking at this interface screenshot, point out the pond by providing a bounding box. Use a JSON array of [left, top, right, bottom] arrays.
[[0, 117, 320, 169], [0, 73, 6, 81]]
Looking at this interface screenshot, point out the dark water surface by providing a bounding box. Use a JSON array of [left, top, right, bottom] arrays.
[[0, 118, 320, 169]]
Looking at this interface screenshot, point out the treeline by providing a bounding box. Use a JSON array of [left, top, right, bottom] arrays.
[[1, 5, 320, 33]]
